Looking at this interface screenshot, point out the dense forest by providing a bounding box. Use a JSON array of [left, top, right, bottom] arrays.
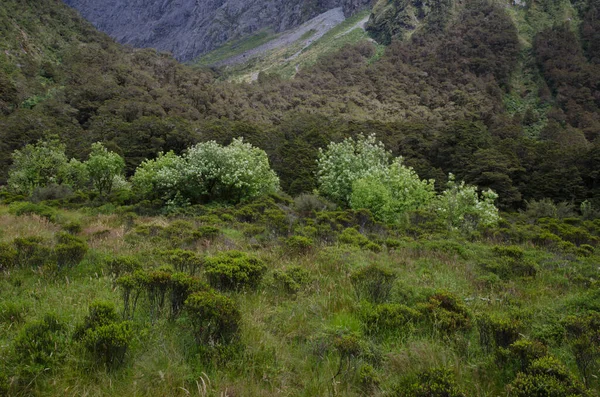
[[1, 0, 599, 209]]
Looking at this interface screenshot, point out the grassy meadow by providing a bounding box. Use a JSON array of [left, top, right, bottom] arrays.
[[1, 195, 599, 396]]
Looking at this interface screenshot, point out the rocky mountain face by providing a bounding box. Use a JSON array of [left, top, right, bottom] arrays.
[[62, 0, 372, 61]]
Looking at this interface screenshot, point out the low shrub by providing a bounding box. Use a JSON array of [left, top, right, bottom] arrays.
[[339, 228, 371, 247], [82, 321, 133, 368], [169, 272, 207, 317], [161, 220, 197, 246], [350, 264, 396, 303], [184, 290, 240, 343], [0, 242, 17, 270], [294, 193, 336, 215], [480, 257, 537, 280], [284, 235, 314, 255], [507, 356, 591, 397], [272, 266, 311, 294], [492, 245, 525, 259], [478, 314, 521, 350], [563, 313, 600, 386], [144, 269, 172, 317], [498, 339, 548, 373], [196, 225, 220, 240], [393, 367, 466, 397], [55, 232, 88, 267], [9, 201, 57, 222], [74, 301, 119, 340], [13, 314, 67, 376], [13, 236, 54, 268], [0, 301, 28, 324], [420, 291, 471, 334], [116, 271, 148, 319], [107, 255, 142, 278], [75, 301, 133, 368], [30, 184, 74, 203], [362, 303, 421, 337], [62, 220, 83, 234], [163, 249, 203, 274], [204, 251, 267, 291]]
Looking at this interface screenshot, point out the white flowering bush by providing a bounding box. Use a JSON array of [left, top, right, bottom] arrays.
[[131, 151, 183, 201], [182, 138, 279, 203], [434, 174, 499, 231], [317, 134, 390, 205], [350, 158, 436, 223], [131, 139, 279, 204]]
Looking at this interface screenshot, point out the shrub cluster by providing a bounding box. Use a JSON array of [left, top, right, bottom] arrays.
[[74, 301, 133, 368], [204, 251, 267, 291]]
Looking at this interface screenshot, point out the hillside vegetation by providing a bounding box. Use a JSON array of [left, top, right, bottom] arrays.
[[1, 0, 600, 395], [1, 0, 599, 210]]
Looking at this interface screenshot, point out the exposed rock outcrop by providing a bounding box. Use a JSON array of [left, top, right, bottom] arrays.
[[62, 0, 372, 61]]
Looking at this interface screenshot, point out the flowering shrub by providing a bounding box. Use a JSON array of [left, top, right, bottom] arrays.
[[433, 174, 499, 231], [317, 134, 390, 205], [318, 135, 435, 223], [130, 151, 183, 201], [351, 158, 436, 224], [131, 139, 279, 204]]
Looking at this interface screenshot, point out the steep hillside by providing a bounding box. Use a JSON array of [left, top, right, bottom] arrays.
[[1, 0, 599, 210], [62, 0, 372, 61]]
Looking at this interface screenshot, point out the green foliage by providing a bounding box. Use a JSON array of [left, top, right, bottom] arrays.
[[82, 321, 133, 368], [477, 314, 521, 350], [12, 236, 54, 268], [421, 291, 472, 334], [132, 139, 279, 205], [144, 269, 172, 317], [433, 174, 500, 231], [8, 140, 70, 195], [350, 264, 396, 303], [13, 314, 67, 376], [293, 193, 336, 215], [393, 367, 466, 397], [362, 303, 422, 336], [75, 301, 133, 368], [163, 249, 203, 274], [84, 142, 125, 196], [0, 241, 17, 270], [272, 266, 311, 294], [169, 272, 207, 317], [350, 158, 436, 224], [563, 313, 600, 386], [130, 151, 183, 201], [204, 250, 267, 291], [0, 301, 27, 324], [284, 235, 314, 255], [9, 201, 57, 221], [184, 290, 241, 343], [54, 232, 87, 267], [498, 339, 549, 374], [107, 255, 142, 278], [508, 356, 591, 396], [317, 134, 390, 205], [196, 225, 220, 240]]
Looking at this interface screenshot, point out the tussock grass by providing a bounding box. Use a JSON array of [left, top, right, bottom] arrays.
[[1, 203, 599, 396]]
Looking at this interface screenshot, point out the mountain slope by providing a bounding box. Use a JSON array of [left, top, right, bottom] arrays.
[[62, 0, 372, 61], [1, 0, 600, 209]]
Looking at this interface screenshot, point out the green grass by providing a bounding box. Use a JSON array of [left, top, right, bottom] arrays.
[[1, 201, 599, 396], [194, 29, 279, 67]]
